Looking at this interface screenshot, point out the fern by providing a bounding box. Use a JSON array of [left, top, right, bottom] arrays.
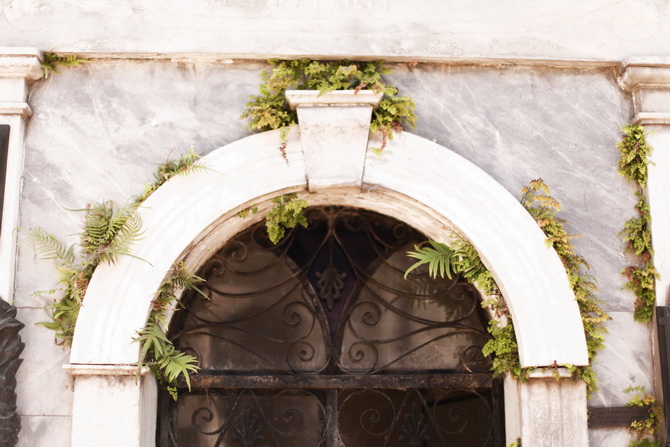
[[405, 240, 455, 279], [40, 52, 89, 79], [27, 149, 200, 347], [77, 201, 144, 265], [134, 147, 205, 204], [404, 236, 523, 379], [21, 227, 75, 265], [135, 262, 204, 397], [265, 194, 308, 244], [522, 179, 608, 394]]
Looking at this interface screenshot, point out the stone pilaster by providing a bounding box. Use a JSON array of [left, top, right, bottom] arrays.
[[0, 48, 42, 303], [620, 59, 670, 305]]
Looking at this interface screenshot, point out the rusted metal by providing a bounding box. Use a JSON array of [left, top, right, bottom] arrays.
[[587, 406, 652, 428], [161, 207, 504, 446], [183, 373, 494, 390]]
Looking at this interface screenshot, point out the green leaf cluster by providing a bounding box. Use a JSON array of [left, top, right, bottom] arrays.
[[26, 201, 142, 345], [27, 149, 205, 385], [265, 194, 308, 244], [617, 125, 658, 323], [507, 439, 521, 447], [240, 59, 417, 152], [618, 125, 654, 188], [134, 147, 205, 204], [135, 262, 205, 399], [40, 52, 89, 79], [405, 236, 521, 379], [624, 386, 663, 447], [522, 179, 609, 394], [404, 179, 608, 394]]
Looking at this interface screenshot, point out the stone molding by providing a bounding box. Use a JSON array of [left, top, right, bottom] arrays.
[[70, 109, 588, 369], [67, 91, 591, 447], [620, 59, 670, 306], [620, 58, 670, 125], [287, 90, 382, 191], [0, 48, 42, 304], [64, 364, 149, 377]]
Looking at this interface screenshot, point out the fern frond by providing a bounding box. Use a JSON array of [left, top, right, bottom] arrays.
[[405, 240, 455, 279], [22, 227, 75, 265]]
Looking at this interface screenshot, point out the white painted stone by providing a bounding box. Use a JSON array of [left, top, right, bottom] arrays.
[[17, 415, 71, 447], [620, 60, 670, 305], [70, 128, 307, 364], [647, 128, 670, 305], [516, 379, 589, 447], [0, 3, 669, 62], [365, 131, 588, 367], [288, 90, 380, 191], [15, 308, 73, 417], [0, 49, 41, 304], [71, 125, 588, 369], [70, 368, 156, 447]]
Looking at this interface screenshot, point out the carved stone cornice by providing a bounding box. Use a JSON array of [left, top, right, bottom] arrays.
[[620, 58, 670, 126], [0, 299, 24, 447], [0, 48, 42, 117]]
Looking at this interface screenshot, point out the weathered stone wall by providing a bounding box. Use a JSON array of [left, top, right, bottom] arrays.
[[14, 59, 644, 445], [0, 0, 669, 61]]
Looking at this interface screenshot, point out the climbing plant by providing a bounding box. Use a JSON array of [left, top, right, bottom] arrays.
[[624, 386, 663, 447], [405, 236, 525, 380], [617, 124, 659, 323], [405, 179, 608, 394], [27, 149, 205, 389], [521, 179, 608, 393], [240, 59, 417, 153]]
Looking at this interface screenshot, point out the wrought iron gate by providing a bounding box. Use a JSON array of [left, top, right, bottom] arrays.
[[158, 207, 504, 446]]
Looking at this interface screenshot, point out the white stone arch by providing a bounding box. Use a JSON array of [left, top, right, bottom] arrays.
[[67, 95, 589, 446]]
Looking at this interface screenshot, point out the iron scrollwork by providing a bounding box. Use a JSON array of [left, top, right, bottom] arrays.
[[163, 207, 502, 446]]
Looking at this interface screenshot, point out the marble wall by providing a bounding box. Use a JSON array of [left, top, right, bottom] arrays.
[[0, 0, 669, 62], [14, 59, 645, 445]]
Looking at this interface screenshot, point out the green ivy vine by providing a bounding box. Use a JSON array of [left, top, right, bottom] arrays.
[[405, 179, 608, 394], [240, 59, 417, 153], [26, 149, 205, 392], [624, 386, 663, 447], [617, 124, 659, 323]]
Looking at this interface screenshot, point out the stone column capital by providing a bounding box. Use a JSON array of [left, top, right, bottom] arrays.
[[619, 58, 670, 125]]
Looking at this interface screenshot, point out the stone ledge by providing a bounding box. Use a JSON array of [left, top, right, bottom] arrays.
[[64, 364, 149, 377], [286, 90, 382, 110], [0, 102, 32, 117], [0, 48, 43, 81]]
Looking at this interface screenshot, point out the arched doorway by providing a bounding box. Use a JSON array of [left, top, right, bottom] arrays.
[[159, 206, 504, 446], [67, 92, 589, 446]]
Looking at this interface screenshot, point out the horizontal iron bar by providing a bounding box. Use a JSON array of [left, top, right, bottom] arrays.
[[182, 373, 494, 390], [587, 406, 652, 428]]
